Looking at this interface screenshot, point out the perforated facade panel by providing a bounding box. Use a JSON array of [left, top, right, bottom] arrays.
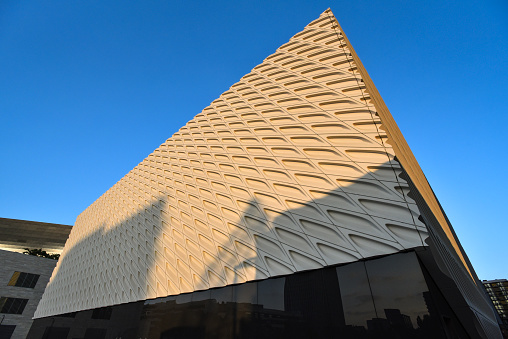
[[34, 10, 474, 323]]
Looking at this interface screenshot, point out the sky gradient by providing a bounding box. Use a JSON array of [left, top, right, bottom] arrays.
[[1, 0, 507, 280]]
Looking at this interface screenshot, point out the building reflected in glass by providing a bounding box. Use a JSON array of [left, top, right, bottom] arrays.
[[28, 250, 471, 339]]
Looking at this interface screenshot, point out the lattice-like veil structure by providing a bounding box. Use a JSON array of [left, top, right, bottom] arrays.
[[32, 10, 502, 338]]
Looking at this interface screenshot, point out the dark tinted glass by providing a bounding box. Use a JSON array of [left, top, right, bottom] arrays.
[[142, 292, 208, 339], [91, 306, 112, 319], [366, 253, 427, 326], [0, 297, 28, 314], [28, 273, 39, 288], [207, 286, 234, 339], [54, 312, 76, 318], [365, 252, 447, 338], [190, 289, 210, 302], [175, 291, 192, 304], [257, 277, 285, 311], [210, 284, 233, 304], [336, 261, 377, 328], [84, 328, 107, 339], [9, 272, 40, 288], [41, 327, 70, 339], [233, 281, 257, 304], [256, 278, 290, 338], [233, 282, 258, 339], [0, 325, 16, 339], [26, 251, 463, 339], [16, 273, 40, 288], [284, 267, 344, 337]]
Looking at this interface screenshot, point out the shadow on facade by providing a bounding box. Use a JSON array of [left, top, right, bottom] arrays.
[[27, 161, 487, 338]]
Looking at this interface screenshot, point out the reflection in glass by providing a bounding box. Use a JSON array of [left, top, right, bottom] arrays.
[[336, 261, 377, 328], [175, 292, 192, 304], [233, 282, 257, 304], [27, 251, 458, 339], [208, 286, 234, 339], [233, 282, 258, 338], [191, 289, 210, 302], [365, 252, 447, 338], [284, 267, 345, 337], [257, 277, 285, 311], [366, 252, 428, 328], [210, 285, 233, 304]]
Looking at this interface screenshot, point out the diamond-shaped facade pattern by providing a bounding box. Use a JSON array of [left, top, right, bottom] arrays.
[[35, 9, 430, 318]]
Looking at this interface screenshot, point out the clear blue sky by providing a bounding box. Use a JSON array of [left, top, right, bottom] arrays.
[[1, 1, 506, 280]]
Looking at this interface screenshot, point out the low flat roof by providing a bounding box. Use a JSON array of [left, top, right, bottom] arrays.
[[0, 217, 72, 254]]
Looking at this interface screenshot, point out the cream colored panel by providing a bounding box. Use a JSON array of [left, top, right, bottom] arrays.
[[35, 9, 427, 318]]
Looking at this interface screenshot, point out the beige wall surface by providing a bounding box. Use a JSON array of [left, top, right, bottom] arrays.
[[35, 10, 431, 318], [325, 13, 475, 281]]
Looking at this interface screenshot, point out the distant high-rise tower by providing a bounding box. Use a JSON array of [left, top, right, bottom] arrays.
[[28, 9, 502, 339], [483, 279, 508, 337]]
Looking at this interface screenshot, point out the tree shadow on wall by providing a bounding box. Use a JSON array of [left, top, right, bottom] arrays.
[[30, 197, 167, 339], [136, 159, 430, 338], [31, 160, 431, 339]]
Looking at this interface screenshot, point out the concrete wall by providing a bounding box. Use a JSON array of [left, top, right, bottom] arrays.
[[0, 250, 57, 339]]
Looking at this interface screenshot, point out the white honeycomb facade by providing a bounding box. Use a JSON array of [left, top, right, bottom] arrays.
[[35, 9, 429, 318]]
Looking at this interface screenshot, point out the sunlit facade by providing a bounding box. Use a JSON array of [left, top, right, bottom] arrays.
[[28, 9, 501, 339]]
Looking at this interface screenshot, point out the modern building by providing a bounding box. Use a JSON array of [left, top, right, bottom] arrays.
[[27, 9, 502, 339], [0, 217, 72, 254], [483, 279, 508, 337], [0, 218, 71, 339]]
